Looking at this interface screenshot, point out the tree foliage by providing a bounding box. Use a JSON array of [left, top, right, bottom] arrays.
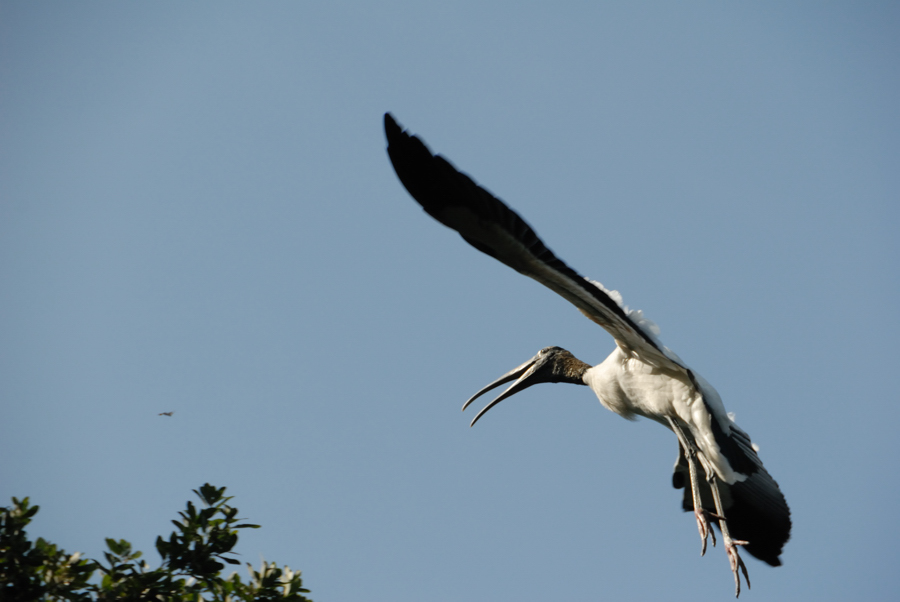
[[0, 484, 311, 601]]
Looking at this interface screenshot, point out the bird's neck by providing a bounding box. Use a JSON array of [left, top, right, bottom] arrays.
[[553, 356, 591, 386]]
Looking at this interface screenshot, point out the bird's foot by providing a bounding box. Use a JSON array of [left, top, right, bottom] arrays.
[[693, 507, 718, 555], [724, 536, 750, 598]]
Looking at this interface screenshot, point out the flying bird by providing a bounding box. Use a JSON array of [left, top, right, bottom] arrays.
[[158, 412, 174, 417], [384, 113, 790, 597]]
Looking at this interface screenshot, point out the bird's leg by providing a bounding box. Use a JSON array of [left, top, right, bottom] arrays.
[[666, 418, 715, 555], [667, 417, 749, 596], [685, 444, 714, 555], [707, 473, 750, 598]]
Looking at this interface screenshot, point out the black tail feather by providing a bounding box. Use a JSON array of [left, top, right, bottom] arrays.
[[675, 452, 791, 566]]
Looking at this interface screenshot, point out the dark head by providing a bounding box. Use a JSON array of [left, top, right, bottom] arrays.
[[462, 346, 590, 427]]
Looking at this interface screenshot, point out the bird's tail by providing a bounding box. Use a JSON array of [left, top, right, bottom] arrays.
[[674, 448, 791, 566]]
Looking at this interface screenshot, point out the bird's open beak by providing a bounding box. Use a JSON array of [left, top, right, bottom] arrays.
[[462, 348, 565, 427]]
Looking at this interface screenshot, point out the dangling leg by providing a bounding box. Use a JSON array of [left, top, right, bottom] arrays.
[[708, 473, 750, 597], [666, 417, 716, 555], [667, 418, 750, 597]]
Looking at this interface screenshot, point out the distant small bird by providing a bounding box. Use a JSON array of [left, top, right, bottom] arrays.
[[158, 412, 174, 417], [384, 113, 790, 597]]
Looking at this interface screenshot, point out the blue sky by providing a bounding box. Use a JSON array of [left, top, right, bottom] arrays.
[[1, 2, 898, 600]]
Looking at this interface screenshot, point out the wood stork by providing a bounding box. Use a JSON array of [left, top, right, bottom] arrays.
[[383, 113, 790, 597]]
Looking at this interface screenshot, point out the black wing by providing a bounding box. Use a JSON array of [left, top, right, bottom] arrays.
[[385, 113, 682, 370]]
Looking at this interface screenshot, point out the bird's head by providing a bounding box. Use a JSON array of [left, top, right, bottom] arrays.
[[462, 346, 590, 426]]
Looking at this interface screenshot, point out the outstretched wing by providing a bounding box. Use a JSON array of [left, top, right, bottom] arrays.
[[385, 113, 680, 370]]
